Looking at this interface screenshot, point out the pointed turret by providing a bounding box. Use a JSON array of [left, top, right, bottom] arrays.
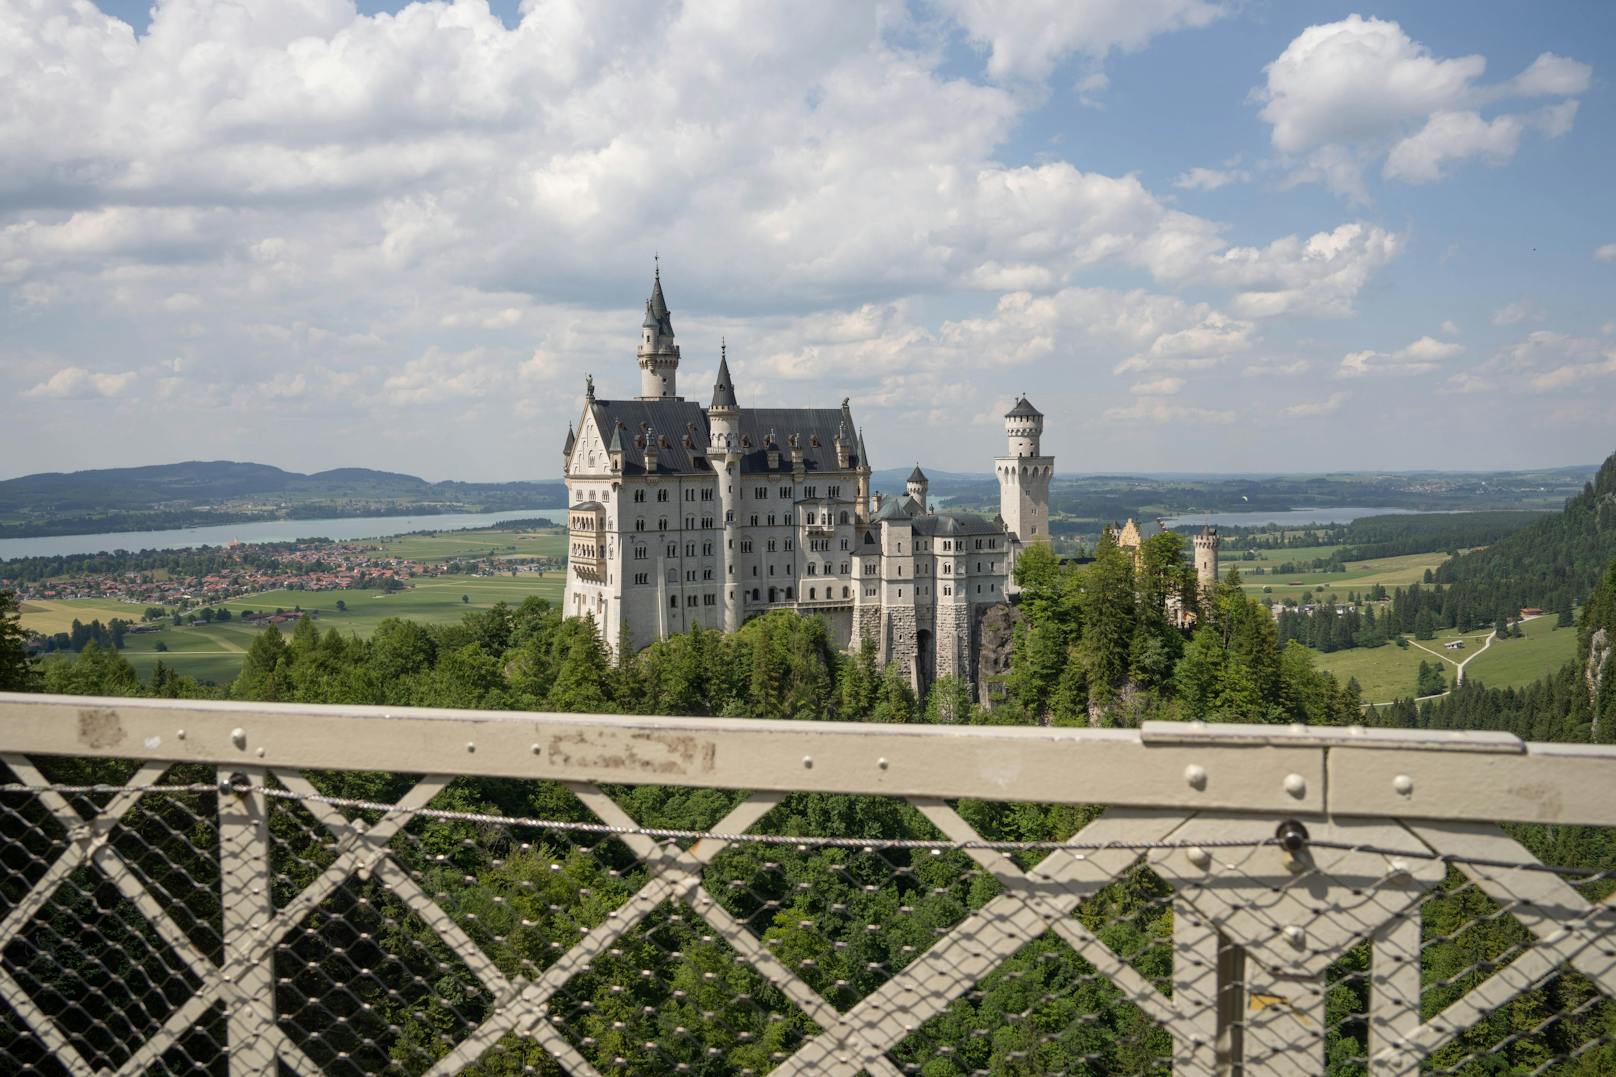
[[636, 259, 681, 400], [563, 424, 576, 456], [906, 463, 929, 514], [711, 346, 737, 410]]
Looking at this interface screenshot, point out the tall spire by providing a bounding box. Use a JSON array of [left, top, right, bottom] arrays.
[[636, 258, 680, 399], [711, 343, 738, 410]]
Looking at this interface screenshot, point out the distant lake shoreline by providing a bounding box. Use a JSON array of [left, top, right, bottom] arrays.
[[0, 509, 569, 560], [1158, 506, 1478, 529]]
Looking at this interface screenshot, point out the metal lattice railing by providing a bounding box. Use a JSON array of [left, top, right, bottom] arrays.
[[2, 693, 1616, 1075]]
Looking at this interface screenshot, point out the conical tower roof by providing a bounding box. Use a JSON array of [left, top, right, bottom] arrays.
[[711, 345, 738, 409], [908, 464, 927, 484], [563, 424, 576, 455], [1006, 395, 1041, 418]]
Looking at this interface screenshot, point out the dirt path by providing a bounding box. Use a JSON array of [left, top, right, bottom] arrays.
[[1364, 614, 1542, 706]]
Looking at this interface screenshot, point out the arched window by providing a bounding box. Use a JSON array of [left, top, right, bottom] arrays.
[[784, 586, 793, 600], [839, 511, 849, 524], [842, 586, 849, 598], [768, 587, 777, 602], [809, 587, 816, 599], [752, 589, 760, 601]]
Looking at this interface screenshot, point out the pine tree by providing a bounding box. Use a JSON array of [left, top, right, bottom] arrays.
[[0, 590, 37, 692]]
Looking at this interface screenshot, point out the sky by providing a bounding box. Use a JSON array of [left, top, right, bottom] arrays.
[[3, 0, 1613, 482]]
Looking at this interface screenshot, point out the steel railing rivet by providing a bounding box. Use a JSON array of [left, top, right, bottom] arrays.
[[802, 756, 813, 769], [1184, 764, 1207, 790], [1283, 925, 1305, 948], [1393, 774, 1414, 796], [466, 742, 476, 753], [530, 743, 541, 754], [1284, 773, 1307, 798], [1186, 846, 1211, 870], [230, 727, 246, 749], [176, 729, 186, 740], [877, 757, 889, 770], [255, 747, 265, 758]]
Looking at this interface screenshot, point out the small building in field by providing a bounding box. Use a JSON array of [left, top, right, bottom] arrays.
[[1444, 640, 1464, 651]]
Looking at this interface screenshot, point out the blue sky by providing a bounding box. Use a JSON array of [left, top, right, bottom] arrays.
[[4, 1, 1612, 480]]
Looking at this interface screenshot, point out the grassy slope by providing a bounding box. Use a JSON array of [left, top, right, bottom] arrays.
[[1314, 624, 1489, 703], [16, 597, 151, 635], [368, 527, 565, 562], [1463, 614, 1580, 692], [1240, 550, 1449, 604], [117, 574, 566, 683]]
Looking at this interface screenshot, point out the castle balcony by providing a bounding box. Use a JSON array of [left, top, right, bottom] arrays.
[[2, 692, 1615, 1075]]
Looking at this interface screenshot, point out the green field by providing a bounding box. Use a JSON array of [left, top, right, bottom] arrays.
[[17, 597, 150, 635], [1315, 615, 1575, 705], [1463, 614, 1579, 692], [369, 526, 565, 563], [114, 574, 565, 685], [1242, 550, 1450, 604], [1312, 642, 1432, 704]]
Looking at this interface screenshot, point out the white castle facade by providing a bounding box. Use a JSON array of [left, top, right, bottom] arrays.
[[561, 270, 1053, 693]]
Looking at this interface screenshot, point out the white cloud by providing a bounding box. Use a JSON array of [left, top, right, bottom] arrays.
[[1173, 166, 1250, 191], [1103, 399, 1235, 424], [1337, 335, 1462, 377], [1281, 392, 1346, 417], [1208, 222, 1404, 318], [937, 0, 1225, 81], [1440, 320, 1460, 336], [1384, 102, 1576, 184], [1256, 16, 1590, 197], [1491, 299, 1542, 326], [23, 367, 138, 399], [1242, 358, 1310, 377], [1130, 376, 1183, 395], [1595, 244, 1616, 263]]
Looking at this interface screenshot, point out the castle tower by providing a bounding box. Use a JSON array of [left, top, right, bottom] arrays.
[[995, 396, 1053, 545], [1194, 526, 1219, 594], [856, 428, 872, 520], [906, 464, 928, 513], [708, 344, 743, 632], [636, 262, 681, 400]]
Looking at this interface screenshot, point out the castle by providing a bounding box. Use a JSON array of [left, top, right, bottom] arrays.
[[561, 269, 1051, 694]]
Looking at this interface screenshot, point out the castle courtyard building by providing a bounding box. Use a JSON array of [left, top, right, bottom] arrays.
[[562, 270, 1054, 694]]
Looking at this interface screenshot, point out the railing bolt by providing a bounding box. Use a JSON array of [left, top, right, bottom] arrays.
[[802, 756, 813, 769], [1186, 846, 1212, 870], [1275, 819, 1310, 852], [1184, 764, 1207, 791], [219, 772, 252, 797], [230, 727, 247, 750], [1393, 773, 1414, 796], [176, 729, 186, 740], [877, 757, 889, 770], [1284, 773, 1307, 798], [1284, 925, 1306, 949]]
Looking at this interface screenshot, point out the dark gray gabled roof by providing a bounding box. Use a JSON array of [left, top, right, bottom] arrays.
[[590, 398, 709, 475], [711, 354, 738, 409], [735, 407, 860, 474], [912, 513, 1002, 537], [1006, 396, 1042, 418], [908, 464, 927, 484], [871, 495, 918, 523]]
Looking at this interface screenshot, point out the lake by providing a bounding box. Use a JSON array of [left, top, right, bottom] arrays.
[[0, 509, 569, 560], [1159, 506, 1442, 529]]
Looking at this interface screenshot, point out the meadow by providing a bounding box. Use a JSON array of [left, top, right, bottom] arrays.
[[1463, 613, 1580, 691], [15, 596, 149, 635], [21, 525, 570, 685], [1237, 548, 1452, 605]]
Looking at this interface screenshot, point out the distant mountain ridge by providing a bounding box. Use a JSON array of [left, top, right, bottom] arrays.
[[0, 461, 566, 539]]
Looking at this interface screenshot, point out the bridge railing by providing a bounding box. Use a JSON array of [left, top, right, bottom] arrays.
[[2, 691, 1615, 1074]]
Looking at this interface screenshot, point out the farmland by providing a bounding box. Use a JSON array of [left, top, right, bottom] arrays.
[[15, 524, 570, 685], [116, 573, 566, 684], [1235, 547, 1454, 605]]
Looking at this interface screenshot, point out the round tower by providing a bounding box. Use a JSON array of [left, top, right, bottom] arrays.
[[906, 464, 928, 513], [1194, 526, 1220, 593], [708, 344, 743, 631], [995, 396, 1053, 545], [1005, 397, 1044, 458], [636, 261, 681, 400]]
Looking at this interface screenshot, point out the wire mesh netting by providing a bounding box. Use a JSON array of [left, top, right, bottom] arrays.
[[3, 756, 1616, 1075]]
